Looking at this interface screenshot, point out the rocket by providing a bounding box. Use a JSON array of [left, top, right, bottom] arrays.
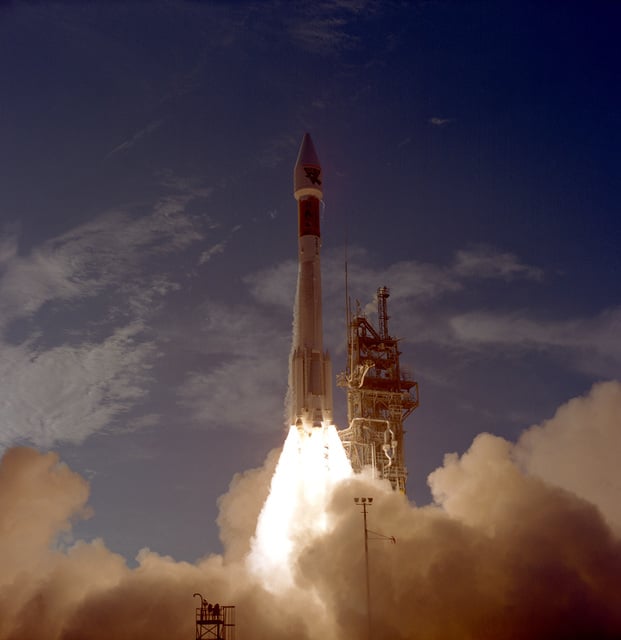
[[289, 133, 333, 432]]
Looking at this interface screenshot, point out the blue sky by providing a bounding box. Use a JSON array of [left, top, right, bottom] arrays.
[[1, 0, 619, 564]]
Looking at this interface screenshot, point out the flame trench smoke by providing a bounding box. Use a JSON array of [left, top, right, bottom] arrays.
[[1, 381, 621, 640]]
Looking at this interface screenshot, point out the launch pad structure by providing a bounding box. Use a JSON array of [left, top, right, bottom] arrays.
[[337, 287, 419, 494], [193, 595, 236, 640]]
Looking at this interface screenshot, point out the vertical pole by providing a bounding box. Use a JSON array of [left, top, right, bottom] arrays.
[[363, 502, 371, 640]]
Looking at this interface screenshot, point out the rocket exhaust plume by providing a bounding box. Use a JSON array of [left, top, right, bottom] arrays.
[[248, 134, 352, 590]]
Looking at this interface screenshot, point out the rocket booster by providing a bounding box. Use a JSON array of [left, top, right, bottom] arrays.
[[289, 133, 333, 430]]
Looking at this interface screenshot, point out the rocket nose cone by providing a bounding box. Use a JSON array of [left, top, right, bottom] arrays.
[[294, 133, 323, 198], [296, 133, 320, 168]]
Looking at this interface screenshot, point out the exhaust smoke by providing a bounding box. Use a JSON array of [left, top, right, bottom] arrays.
[[0, 382, 620, 638]]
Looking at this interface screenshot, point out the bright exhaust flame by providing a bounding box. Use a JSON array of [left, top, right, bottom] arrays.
[[247, 423, 352, 591]]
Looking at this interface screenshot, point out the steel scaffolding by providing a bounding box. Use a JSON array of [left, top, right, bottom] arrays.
[[193, 595, 236, 640], [337, 287, 419, 493]]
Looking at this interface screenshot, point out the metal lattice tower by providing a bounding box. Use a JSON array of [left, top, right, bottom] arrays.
[[193, 595, 236, 640], [337, 287, 419, 494]]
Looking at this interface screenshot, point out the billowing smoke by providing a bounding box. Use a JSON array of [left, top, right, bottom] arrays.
[[1, 381, 620, 639]]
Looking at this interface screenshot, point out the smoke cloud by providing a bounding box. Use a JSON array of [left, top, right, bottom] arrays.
[[0, 382, 620, 639], [515, 380, 621, 532]]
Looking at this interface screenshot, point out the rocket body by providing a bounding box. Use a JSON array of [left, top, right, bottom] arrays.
[[290, 134, 333, 431]]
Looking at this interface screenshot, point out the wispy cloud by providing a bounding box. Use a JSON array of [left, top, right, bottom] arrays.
[[429, 116, 455, 127], [320, 245, 542, 309], [176, 301, 290, 432], [256, 134, 297, 169], [244, 260, 298, 308], [453, 246, 544, 281], [199, 243, 226, 265], [449, 307, 621, 376], [286, 1, 381, 54], [197, 220, 241, 265], [179, 356, 287, 433], [288, 17, 358, 53], [157, 170, 214, 199], [0, 323, 155, 448], [0, 199, 202, 330], [105, 118, 165, 159], [0, 191, 207, 447]]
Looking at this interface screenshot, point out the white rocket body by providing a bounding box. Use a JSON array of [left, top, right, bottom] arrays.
[[290, 133, 333, 431]]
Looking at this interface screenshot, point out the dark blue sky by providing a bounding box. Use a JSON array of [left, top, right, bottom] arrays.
[[0, 0, 619, 562]]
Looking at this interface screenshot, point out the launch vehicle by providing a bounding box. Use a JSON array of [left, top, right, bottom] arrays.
[[289, 133, 333, 432]]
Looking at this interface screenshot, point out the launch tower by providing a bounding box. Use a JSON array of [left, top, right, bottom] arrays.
[[337, 287, 419, 493]]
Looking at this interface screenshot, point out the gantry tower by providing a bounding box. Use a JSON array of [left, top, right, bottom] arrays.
[[337, 287, 419, 493]]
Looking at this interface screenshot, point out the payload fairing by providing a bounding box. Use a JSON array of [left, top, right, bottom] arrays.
[[289, 134, 334, 432]]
